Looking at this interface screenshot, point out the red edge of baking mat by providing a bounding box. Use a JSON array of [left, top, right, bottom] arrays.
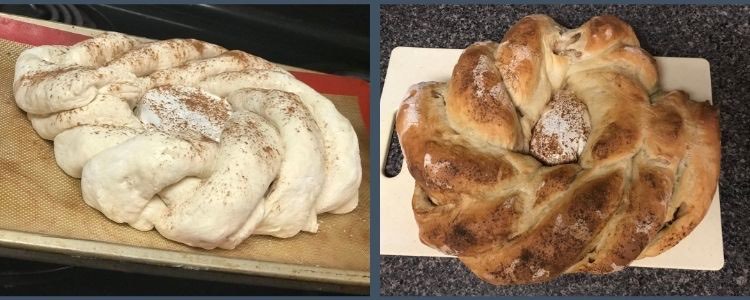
[[0, 16, 370, 129]]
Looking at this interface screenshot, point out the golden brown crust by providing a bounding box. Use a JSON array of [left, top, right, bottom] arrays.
[[639, 92, 720, 257], [534, 164, 581, 208], [462, 170, 626, 284], [581, 15, 639, 54], [570, 160, 672, 274], [497, 15, 559, 144], [447, 42, 524, 150], [396, 15, 720, 285], [497, 15, 546, 101]]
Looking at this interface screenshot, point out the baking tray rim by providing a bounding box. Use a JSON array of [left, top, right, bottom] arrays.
[[0, 228, 370, 286]]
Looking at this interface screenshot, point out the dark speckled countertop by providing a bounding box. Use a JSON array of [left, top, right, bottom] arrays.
[[379, 5, 750, 296]]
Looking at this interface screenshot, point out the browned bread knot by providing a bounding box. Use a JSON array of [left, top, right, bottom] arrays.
[[395, 15, 720, 285]]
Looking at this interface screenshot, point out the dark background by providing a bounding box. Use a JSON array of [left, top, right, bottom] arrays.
[[0, 259, 331, 296], [0, 4, 368, 296], [380, 4, 749, 296], [2, 4, 369, 79]]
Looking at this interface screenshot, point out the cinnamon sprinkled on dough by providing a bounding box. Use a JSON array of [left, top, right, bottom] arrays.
[[136, 85, 230, 142], [20, 66, 83, 86]]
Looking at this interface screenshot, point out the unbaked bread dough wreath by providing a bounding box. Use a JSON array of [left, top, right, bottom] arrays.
[[395, 15, 720, 284], [13, 32, 362, 250]]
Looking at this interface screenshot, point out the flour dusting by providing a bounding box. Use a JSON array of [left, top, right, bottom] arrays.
[[472, 54, 493, 98], [530, 89, 591, 165], [136, 85, 231, 142], [499, 43, 533, 90], [532, 268, 550, 279], [610, 263, 625, 272], [424, 155, 454, 189], [635, 221, 653, 234], [569, 218, 591, 240]]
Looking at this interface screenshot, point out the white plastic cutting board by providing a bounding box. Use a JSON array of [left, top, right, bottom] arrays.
[[379, 46, 724, 271]]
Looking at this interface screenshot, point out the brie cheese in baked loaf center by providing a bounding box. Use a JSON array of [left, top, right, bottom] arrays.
[[530, 89, 591, 165]]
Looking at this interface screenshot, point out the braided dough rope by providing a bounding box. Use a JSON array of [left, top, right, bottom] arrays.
[[396, 15, 720, 284], [13, 32, 361, 249]]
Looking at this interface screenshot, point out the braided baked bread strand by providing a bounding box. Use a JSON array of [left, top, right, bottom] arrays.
[[13, 32, 362, 249], [396, 15, 719, 284]]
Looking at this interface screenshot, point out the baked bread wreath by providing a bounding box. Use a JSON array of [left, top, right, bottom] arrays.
[[395, 15, 720, 284], [13, 32, 361, 249]]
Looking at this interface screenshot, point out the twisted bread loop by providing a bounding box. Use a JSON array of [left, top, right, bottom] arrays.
[[396, 15, 719, 284], [14, 32, 362, 249]]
